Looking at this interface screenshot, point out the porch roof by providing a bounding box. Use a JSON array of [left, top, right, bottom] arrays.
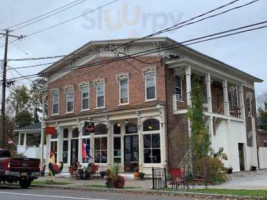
[[13, 122, 41, 133]]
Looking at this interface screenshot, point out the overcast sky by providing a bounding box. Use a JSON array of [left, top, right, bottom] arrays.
[[0, 0, 266, 98]]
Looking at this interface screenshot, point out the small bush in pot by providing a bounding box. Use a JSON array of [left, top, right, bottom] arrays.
[[113, 175, 125, 188], [139, 172, 145, 180]]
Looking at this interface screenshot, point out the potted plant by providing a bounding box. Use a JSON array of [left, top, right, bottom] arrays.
[[139, 172, 145, 180], [251, 166, 257, 171], [100, 171, 106, 178], [227, 167, 233, 174], [105, 163, 126, 189], [134, 169, 140, 179]]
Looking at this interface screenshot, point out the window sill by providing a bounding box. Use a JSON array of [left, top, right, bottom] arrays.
[[95, 107, 105, 110], [65, 111, 74, 114], [145, 98, 157, 103], [52, 113, 59, 116], [80, 109, 90, 112], [118, 103, 130, 106]]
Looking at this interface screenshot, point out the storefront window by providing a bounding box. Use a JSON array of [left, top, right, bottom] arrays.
[[94, 137, 107, 163], [82, 138, 91, 163], [143, 119, 160, 131], [50, 141, 58, 163], [126, 122, 138, 134], [114, 137, 121, 163], [143, 134, 161, 163], [114, 123, 121, 135], [62, 140, 68, 163], [72, 128, 79, 138], [95, 124, 107, 135]]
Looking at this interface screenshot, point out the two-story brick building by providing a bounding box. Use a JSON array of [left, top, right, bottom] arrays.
[[40, 37, 262, 174]]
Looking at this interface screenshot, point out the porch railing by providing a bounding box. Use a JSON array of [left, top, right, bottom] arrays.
[[152, 167, 167, 190]]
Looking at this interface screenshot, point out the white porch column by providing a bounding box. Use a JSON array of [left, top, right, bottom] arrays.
[[239, 85, 245, 119], [23, 133, 27, 146], [223, 79, 230, 116], [40, 97, 46, 167], [78, 120, 83, 163], [205, 73, 212, 113], [185, 66, 192, 107], [185, 66, 192, 137], [137, 112, 143, 172], [57, 126, 63, 163], [159, 106, 167, 168], [106, 116, 112, 167]]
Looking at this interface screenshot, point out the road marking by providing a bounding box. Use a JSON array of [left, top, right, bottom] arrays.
[[0, 191, 109, 200]]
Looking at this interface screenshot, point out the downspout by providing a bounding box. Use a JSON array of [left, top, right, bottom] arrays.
[[163, 57, 170, 171]]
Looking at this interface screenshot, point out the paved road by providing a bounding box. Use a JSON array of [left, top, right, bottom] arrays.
[[0, 186, 198, 200]]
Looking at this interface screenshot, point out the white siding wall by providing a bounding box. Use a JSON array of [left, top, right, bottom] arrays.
[[259, 147, 267, 169]]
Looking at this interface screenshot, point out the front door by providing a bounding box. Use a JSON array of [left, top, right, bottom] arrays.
[[238, 143, 245, 171], [124, 135, 139, 172], [71, 139, 78, 166]]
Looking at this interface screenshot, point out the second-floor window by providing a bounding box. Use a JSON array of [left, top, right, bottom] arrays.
[[66, 88, 74, 113], [145, 73, 156, 100], [81, 85, 89, 110], [175, 75, 183, 101], [119, 79, 129, 104], [52, 90, 59, 115], [96, 82, 104, 108]]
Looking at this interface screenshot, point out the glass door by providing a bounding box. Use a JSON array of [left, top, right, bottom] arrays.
[[124, 135, 139, 172]]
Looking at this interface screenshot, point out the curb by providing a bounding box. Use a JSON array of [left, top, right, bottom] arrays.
[[32, 185, 264, 199]]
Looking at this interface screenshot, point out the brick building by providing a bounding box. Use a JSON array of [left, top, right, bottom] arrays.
[[40, 37, 262, 173]]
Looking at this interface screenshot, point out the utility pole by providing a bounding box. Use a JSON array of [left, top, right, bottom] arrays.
[[0, 30, 23, 149]]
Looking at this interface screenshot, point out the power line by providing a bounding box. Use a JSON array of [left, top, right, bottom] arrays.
[[6, 20, 267, 81], [4, 0, 88, 30], [12, 0, 89, 31], [26, 0, 119, 37], [5, 0, 258, 63]]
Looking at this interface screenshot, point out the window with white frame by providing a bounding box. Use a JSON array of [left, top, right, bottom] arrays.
[[62, 128, 69, 164], [20, 133, 25, 146], [143, 119, 161, 164], [96, 82, 104, 108], [175, 75, 183, 101], [145, 73, 156, 100], [246, 93, 253, 117], [81, 84, 89, 110], [94, 124, 107, 163], [119, 78, 129, 104], [66, 88, 74, 113], [50, 141, 58, 163], [52, 90, 59, 115]]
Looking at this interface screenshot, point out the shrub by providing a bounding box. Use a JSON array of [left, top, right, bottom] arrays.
[[194, 156, 227, 184], [113, 175, 125, 188]]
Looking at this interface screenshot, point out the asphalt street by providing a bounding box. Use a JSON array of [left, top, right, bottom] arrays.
[[0, 186, 204, 200]]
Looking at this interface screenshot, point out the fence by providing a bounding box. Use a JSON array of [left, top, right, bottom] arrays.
[[152, 167, 167, 190]]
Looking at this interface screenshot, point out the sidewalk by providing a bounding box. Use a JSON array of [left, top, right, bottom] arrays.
[[37, 174, 153, 190]]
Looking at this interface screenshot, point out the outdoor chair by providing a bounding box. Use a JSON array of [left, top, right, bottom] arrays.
[[169, 168, 185, 189]]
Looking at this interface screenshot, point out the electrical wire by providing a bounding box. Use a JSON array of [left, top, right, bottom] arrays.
[[4, 0, 88, 30], [26, 0, 119, 37], [5, 0, 259, 62], [6, 20, 267, 81]]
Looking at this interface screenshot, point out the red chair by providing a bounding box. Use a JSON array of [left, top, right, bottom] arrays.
[[169, 168, 185, 189]]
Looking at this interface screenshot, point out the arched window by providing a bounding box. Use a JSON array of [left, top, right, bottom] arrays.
[[72, 128, 79, 138], [126, 122, 138, 134], [95, 124, 107, 135], [143, 119, 160, 131]]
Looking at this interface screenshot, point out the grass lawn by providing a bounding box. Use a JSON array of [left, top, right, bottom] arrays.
[[32, 180, 70, 186], [171, 189, 267, 198], [86, 184, 139, 189]]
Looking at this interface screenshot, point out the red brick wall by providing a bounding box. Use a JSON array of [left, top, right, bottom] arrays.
[[165, 67, 189, 168], [47, 57, 165, 119]]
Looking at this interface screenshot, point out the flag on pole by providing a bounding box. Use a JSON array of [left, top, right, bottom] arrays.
[[82, 141, 92, 160]]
